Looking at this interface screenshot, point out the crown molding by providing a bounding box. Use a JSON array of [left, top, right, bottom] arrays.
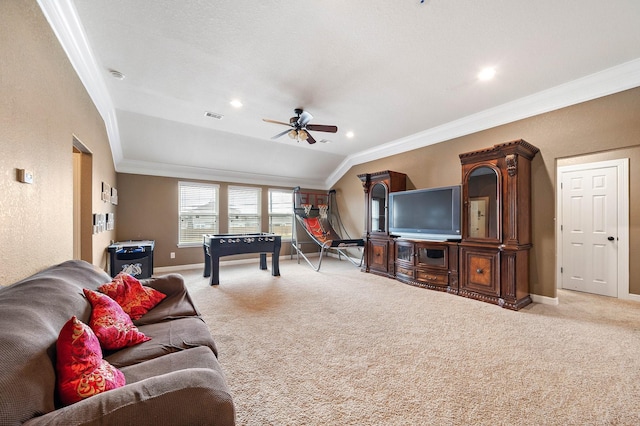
[[116, 159, 326, 189], [325, 58, 640, 188], [37, 0, 123, 164]]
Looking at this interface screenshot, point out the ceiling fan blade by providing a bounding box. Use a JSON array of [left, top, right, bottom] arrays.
[[306, 132, 317, 144], [271, 129, 292, 140], [306, 124, 338, 133], [298, 111, 313, 127], [263, 118, 292, 126]]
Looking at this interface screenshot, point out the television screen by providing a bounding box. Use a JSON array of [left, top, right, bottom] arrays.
[[389, 185, 461, 240]]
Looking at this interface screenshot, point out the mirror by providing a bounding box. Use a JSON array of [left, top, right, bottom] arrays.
[[371, 183, 387, 232], [467, 166, 499, 240]]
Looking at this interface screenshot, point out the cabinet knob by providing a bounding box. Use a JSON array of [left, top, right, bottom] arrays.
[[476, 268, 484, 274]]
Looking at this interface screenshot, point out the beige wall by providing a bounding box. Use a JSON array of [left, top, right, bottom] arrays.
[[333, 87, 640, 298], [0, 1, 116, 285], [115, 174, 308, 268]]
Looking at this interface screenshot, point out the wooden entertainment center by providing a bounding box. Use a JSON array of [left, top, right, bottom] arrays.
[[359, 140, 539, 310]]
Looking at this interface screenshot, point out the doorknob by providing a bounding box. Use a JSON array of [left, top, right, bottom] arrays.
[[607, 236, 615, 241]]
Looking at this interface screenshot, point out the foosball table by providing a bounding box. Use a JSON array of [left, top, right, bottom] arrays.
[[203, 233, 281, 285]]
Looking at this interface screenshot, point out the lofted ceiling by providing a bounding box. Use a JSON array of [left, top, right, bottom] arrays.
[[39, 0, 640, 189]]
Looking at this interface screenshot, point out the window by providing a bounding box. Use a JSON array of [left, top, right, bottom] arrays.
[[268, 189, 293, 238], [178, 182, 219, 245], [228, 186, 261, 234]]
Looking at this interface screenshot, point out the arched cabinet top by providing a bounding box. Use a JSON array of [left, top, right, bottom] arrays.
[[459, 139, 540, 165]]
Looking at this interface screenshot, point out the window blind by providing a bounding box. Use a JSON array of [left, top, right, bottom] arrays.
[[228, 186, 261, 234], [268, 189, 293, 238], [178, 182, 219, 244]]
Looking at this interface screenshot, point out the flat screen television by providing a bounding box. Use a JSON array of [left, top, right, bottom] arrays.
[[388, 185, 462, 241]]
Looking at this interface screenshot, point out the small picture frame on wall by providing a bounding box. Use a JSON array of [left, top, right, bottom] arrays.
[[101, 182, 111, 202], [106, 213, 115, 231], [93, 213, 106, 234], [110, 187, 118, 205]]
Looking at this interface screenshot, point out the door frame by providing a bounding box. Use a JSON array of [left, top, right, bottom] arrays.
[[73, 136, 93, 263], [556, 158, 633, 300]]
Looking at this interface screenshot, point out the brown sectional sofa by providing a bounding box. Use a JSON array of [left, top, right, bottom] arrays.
[[0, 260, 235, 425]]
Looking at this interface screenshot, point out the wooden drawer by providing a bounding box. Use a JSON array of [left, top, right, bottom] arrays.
[[416, 269, 448, 286], [395, 265, 414, 278]]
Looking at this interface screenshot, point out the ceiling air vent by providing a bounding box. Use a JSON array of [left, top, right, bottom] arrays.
[[108, 68, 125, 80], [205, 111, 224, 120]]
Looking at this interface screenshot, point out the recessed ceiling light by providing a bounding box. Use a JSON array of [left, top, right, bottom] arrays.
[[478, 67, 496, 81], [230, 99, 243, 108], [346, 131, 355, 138]]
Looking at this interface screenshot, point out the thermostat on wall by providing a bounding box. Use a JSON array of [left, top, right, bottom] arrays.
[[17, 169, 34, 184]]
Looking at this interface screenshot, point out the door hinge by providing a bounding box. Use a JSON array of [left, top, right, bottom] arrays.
[[560, 267, 563, 273]]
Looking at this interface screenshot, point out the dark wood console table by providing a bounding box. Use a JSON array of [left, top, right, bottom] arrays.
[[203, 233, 281, 285]]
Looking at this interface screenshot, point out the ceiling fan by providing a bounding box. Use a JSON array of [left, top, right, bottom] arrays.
[[262, 108, 338, 144]]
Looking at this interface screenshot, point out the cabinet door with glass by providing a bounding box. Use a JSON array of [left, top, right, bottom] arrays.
[[358, 171, 407, 276], [395, 240, 415, 265], [370, 182, 388, 233], [416, 243, 447, 269], [462, 164, 501, 243]]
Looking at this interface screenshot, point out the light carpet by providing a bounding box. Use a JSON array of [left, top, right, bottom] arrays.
[[179, 257, 640, 425]]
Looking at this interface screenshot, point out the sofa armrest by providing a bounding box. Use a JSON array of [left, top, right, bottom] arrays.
[[24, 368, 235, 426], [139, 273, 186, 297], [135, 274, 203, 325]]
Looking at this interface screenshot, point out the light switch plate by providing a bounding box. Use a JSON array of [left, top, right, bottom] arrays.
[[18, 169, 34, 184]]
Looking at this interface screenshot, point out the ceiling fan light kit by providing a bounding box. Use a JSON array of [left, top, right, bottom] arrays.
[[263, 108, 338, 145]]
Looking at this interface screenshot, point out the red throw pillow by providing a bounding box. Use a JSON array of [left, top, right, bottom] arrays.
[[56, 316, 126, 406], [98, 272, 166, 320], [83, 288, 151, 350]]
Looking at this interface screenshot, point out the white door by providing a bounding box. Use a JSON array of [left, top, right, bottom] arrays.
[[560, 166, 618, 296]]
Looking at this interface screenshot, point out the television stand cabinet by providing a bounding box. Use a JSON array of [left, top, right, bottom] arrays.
[[394, 239, 460, 294], [361, 139, 539, 311]]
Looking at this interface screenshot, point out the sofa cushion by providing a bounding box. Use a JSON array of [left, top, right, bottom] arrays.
[[98, 273, 166, 320], [105, 317, 218, 368], [0, 260, 111, 425], [83, 288, 150, 350], [120, 346, 224, 384], [56, 316, 126, 406]]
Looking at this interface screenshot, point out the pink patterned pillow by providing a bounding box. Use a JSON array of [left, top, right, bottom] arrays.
[[83, 288, 151, 350], [98, 272, 166, 320], [56, 316, 126, 406]]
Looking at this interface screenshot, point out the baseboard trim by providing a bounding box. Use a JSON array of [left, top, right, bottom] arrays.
[[623, 293, 640, 302], [153, 263, 205, 274], [530, 293, 559, 306]]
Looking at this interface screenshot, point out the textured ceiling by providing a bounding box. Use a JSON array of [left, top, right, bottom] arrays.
[[41, 0, 640, 188]]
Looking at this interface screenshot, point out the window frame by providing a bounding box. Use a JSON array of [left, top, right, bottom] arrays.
[[228, 185, 262, 234], [178, 181, 219, 247], [268, 188, 293, 239]]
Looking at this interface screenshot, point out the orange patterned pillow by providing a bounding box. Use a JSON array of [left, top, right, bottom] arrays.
[[98, 272, 166, 320], [56, 316, 126, 406], [83, 289, 151, 350]]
